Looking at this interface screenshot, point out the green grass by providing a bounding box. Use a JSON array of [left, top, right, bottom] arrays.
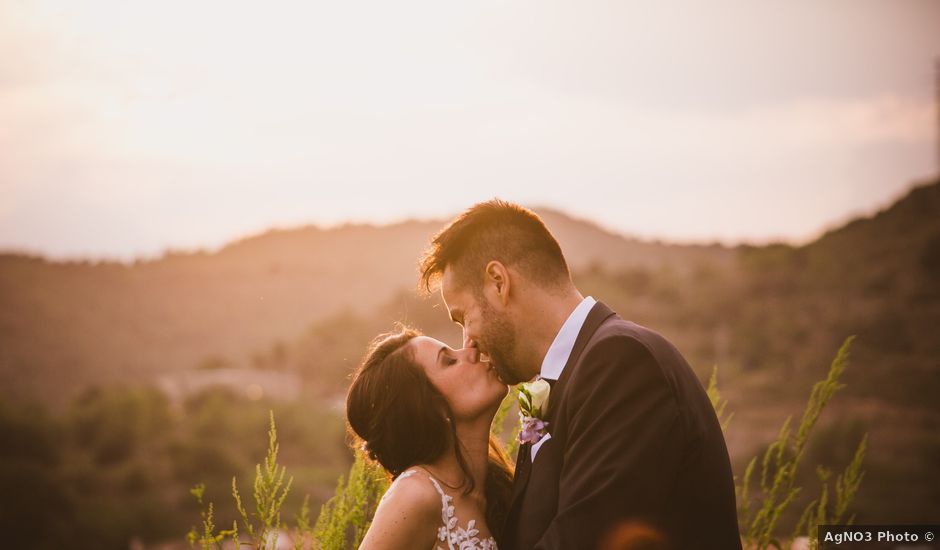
[[191, 338, 868, 549]]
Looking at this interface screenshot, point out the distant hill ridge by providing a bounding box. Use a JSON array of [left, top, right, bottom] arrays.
[[0, 180, 937, 404]]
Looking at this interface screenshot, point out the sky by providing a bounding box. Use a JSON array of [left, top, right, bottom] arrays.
[[1, 0, 938, 260]]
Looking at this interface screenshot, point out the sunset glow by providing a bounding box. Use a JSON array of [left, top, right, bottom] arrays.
[[1, 0, 937, 259]]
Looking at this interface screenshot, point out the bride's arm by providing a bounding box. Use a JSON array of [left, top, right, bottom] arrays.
[[358, 474, 441, 550]]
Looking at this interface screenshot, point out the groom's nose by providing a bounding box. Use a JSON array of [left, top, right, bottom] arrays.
[[463, 339, 480, 362], [464, 346, 481, 364]]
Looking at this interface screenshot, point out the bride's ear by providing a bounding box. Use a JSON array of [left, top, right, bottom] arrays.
[[483, 261, 510, 308]]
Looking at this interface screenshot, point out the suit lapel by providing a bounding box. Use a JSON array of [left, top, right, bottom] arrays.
[[510, 441, 532, 503], [505, 301, 616, 518]]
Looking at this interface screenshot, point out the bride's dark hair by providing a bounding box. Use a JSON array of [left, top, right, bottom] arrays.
[[346, 327, 514, 533]]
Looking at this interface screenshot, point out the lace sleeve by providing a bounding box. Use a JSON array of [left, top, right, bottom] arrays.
[[424, 472, 498, 550]]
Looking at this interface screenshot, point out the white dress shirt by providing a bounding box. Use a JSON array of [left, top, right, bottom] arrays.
[[539, 295, 597, 381], [531, 295, 597, 461]]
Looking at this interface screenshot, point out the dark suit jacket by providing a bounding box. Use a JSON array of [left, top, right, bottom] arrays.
[[501, 301, 742, 550]]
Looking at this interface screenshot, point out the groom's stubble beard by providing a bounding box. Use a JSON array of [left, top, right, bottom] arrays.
[[478, 298, 528, 385]]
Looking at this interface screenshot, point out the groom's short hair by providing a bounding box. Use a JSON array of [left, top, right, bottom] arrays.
[[419, 199, 570, 294]]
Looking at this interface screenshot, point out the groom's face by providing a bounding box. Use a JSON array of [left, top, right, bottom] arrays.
[[441, 267, 527, 385]]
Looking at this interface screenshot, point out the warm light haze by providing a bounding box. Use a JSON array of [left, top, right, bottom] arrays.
[[1, 0, 938, 260]]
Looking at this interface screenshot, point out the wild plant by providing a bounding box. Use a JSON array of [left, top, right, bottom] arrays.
[[709, 336, 868, 550]]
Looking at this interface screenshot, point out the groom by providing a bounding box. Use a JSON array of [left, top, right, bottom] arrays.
[[419, 200, 742, 550]]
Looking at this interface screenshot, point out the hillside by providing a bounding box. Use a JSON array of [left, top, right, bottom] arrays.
[[0, 210, 730, 404], [0, 180, 938, 530], [246, 179, 940, 522]]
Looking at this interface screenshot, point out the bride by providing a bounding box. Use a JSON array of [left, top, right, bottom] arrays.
[[346, 327, 513, 549]]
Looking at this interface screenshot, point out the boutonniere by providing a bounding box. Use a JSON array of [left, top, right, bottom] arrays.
[[517, 378, 551, 445]]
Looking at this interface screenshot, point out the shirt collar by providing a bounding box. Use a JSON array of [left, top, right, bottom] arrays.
[[539, 296, 597, 381]]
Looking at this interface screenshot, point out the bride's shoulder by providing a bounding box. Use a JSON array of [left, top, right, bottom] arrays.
[[359, 469, 441, 549], [380, 468, 441, 514]]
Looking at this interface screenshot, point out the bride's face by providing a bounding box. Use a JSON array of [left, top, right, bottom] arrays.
[[409, 336, 508, 422]]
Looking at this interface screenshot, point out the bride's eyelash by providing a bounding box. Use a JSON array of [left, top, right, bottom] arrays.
[[444, 356, 457, 366]]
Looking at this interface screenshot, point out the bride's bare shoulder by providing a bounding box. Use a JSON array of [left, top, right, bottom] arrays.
[[358, 469, 440, 550], [383, 469, 442, 509]]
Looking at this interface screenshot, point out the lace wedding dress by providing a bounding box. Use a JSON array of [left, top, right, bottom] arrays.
[[397, 469, 498, 550]]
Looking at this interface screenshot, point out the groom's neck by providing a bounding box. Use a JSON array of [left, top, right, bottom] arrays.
[[516, 284, 584, 377]]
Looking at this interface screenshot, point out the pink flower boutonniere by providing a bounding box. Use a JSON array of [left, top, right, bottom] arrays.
[[517, 378, 551, 445]]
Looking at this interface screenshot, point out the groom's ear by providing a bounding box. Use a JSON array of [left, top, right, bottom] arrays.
[[483, 261, 511, 308]]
